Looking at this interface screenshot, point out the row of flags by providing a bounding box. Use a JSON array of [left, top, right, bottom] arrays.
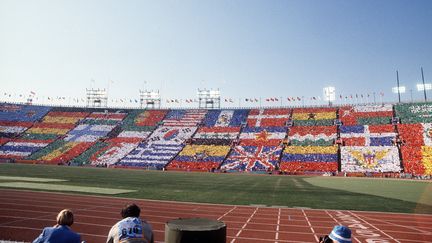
[[2, 92, 386, 104]]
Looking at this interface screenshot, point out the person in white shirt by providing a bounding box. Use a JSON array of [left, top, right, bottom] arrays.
[[106, 203, 154, 243]]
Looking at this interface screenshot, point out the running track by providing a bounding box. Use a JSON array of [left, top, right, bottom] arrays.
[[0, 189, 431, 243]]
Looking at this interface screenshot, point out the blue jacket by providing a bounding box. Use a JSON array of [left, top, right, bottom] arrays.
[[33, 225, 81, 243]]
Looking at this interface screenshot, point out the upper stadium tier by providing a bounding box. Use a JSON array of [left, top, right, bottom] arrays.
[[0, 102, 431, 176]]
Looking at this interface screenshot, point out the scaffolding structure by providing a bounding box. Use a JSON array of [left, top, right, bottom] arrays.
[[197, 89, 220, 109], [140, 90, 161, 109], [86, 88, 108, 108]]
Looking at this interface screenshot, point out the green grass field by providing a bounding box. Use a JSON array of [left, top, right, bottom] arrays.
[[1, 163, 431, 214]]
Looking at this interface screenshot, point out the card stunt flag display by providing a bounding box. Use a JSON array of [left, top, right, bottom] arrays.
[[246, 109, 290, 127], [341, 146, 401, 172], [288, 126, 336, 146], [340, 124, 396, 146], [0, 121, 33, 138], [162, 110, 207, 127], [169, 145, 231, 171], [398, 123, 432, 175], [395, 102, 432, 124], [221, 145, 282, 171], [194, 127, 241, 140], [0, 140, 50, 158], [118, 143, 184, 169], [0, 104, 51, 122], [203, 109, 249, 127], [339, 104, 393, 125], [239, 127, 287, 146], [146, 126, 197, 144], [280, 146, 338, 172], [292, 107, 336, 126]]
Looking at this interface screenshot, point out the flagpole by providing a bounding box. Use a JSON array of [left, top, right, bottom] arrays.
[[396, 70, 401, 103], [421, 67, 427, 101]]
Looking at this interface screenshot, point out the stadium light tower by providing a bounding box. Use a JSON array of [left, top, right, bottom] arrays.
[[392, 86, 406, 102], [197, 88, 220, 109], [140, 90, 161, 109], [323, 86, 336, 106], [416, 67, 430, 101], [86, 88, 108, 108]]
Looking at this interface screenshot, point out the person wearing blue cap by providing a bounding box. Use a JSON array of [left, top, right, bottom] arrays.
[[319, 225, 352, 243]]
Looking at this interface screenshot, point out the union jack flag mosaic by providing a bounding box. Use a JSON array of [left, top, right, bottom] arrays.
[[221, 145, 282, 171]]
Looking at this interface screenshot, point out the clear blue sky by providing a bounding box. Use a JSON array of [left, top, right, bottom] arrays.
[[1, 0, 431, 107]]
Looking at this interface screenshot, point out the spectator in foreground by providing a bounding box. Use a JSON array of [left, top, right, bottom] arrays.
[[106, 203, 154, 243], [319, 225, 352, 243], [33, 209, 81, 243]]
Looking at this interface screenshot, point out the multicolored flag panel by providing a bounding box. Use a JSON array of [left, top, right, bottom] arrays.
[[221, 145, 282, 171], [81, 111, 127, 125], [0, 140, 50, 158], [26, 140, 94, 164], [118, 143, 184, 169], [395, 102, 432, 123], [280, 146, 338, 172], [65, 124, 116, 142], [239, 127, 287, 146], [340, 124, 396, 146], [288, 126, 336, 146], [162, 110, 207, 127], [341, 146, 401, 172], [339, 104, 393, 125], [246, 109, 290, 127], [398, 123, 432, 175], [146, 126, 197, 144], [0, 104, 51, 122], [292, 108, 336, 126], [168, 145, 230, 171], [0, 121, 33, 138], [194, 127, 241, 140], [400, 146, 432, 175], [398, 123, 432, 146], [203, 110, 249, 127]]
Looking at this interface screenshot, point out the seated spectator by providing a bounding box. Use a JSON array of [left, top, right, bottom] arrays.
[[33, 209, 81, 243], [319, 225, 352, 243], [107, 203, 154, 243]]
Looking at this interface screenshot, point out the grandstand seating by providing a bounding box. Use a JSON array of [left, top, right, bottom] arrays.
[[1, 102, 432, 176], [0, 111, 89, 159]]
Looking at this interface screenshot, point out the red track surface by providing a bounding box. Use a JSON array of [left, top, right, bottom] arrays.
[[0, 189, 431, 243]]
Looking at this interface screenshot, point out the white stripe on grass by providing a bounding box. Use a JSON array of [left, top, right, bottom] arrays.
[[0, 176, 67, 182], [0, 182, 135, 195]]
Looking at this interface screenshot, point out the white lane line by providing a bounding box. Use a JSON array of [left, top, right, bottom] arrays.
[[218, 206, 237, 220], [230, 207, 259, 243], [275, 208, 281, 243], [355, 213, 432, 235], [302, 209, 319, 242], [349, 211, 401, 243]]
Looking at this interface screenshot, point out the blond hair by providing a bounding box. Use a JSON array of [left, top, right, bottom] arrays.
[[56, 209, 74, 226]]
